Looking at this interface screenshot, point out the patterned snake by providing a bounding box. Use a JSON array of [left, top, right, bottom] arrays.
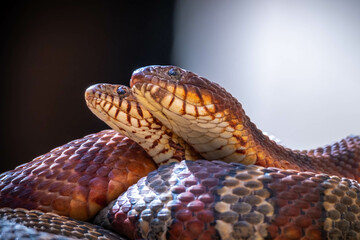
[[0, 65, 360, 239]]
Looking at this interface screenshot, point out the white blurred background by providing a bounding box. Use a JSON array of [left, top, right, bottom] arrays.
[[172, 0, 360, 150]]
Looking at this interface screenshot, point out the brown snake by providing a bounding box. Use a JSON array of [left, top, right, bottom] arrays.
[[1, 65, 360, 239]]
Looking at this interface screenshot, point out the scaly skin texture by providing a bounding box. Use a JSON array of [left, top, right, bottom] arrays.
[[96, 160, 360, 240], [130, 65, 360, 181], [0, 130, 157, 221], [0, 207, 124, 239], [83, 66, 360, 240]]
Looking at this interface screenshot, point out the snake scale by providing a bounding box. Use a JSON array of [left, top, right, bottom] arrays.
[[0, 66, 360, 240]]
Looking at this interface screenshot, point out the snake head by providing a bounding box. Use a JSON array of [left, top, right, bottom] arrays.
[[84, 83, 149, 133], [130, 65, 237, 112], [130, 66, 251, 163], [85, 84, 131, 102], [130, 65, 243, 124], [85, 82, 198, 164]]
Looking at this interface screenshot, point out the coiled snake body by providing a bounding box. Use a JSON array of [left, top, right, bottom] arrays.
[[0, 66, 360, 240]]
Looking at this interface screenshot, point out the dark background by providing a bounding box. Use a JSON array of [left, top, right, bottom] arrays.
[[0, 0, 175, 172]]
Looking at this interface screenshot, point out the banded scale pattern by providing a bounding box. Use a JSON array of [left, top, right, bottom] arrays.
[[0, 208, 123, 239], [0, 130, 156, 221], [95, 160, 360, 240]]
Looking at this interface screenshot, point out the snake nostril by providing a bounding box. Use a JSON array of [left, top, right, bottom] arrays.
[[117, 86, 127, 95]]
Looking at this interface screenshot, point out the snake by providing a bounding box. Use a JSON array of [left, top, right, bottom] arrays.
[[0, 65, 360, 239]]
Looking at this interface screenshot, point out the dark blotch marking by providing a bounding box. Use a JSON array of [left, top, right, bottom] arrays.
[[194, 87, 204, 105], [114, 108, 120, 119], [136, 103, 143, 118], [168, 96, 175, 108], [236, 149, 246, 155], [126, 102, 131, 124], [150, 139, 160, 150], [183, 84, 188, 99]]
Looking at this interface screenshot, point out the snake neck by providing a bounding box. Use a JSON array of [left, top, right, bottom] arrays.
[[245, 115, 360, 180], [243, 116, 303, 169]]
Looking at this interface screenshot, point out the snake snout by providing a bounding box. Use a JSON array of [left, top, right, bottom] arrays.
[[85, 84, 101, 101], [85, 83, 126, 102]]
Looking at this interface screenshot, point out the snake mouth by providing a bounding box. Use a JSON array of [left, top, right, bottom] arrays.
[[85, 83, 156, 127]]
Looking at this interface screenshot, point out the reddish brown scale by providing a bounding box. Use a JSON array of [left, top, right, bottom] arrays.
[[254, 120, 360, 180], [264, 169, 326, 240], [95, 161, 231, 240], [0, 130, 157, 221]]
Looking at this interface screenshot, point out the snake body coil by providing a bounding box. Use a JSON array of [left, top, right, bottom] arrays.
[[95, 160, 360, 240], [0, 65, 360, 239], [0, 130, 156, 221], [0, 207, 123, 239]]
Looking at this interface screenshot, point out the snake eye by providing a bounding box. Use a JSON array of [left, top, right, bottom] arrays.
[[168, 69, 181, 80], [117, 86, 127, 95]]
